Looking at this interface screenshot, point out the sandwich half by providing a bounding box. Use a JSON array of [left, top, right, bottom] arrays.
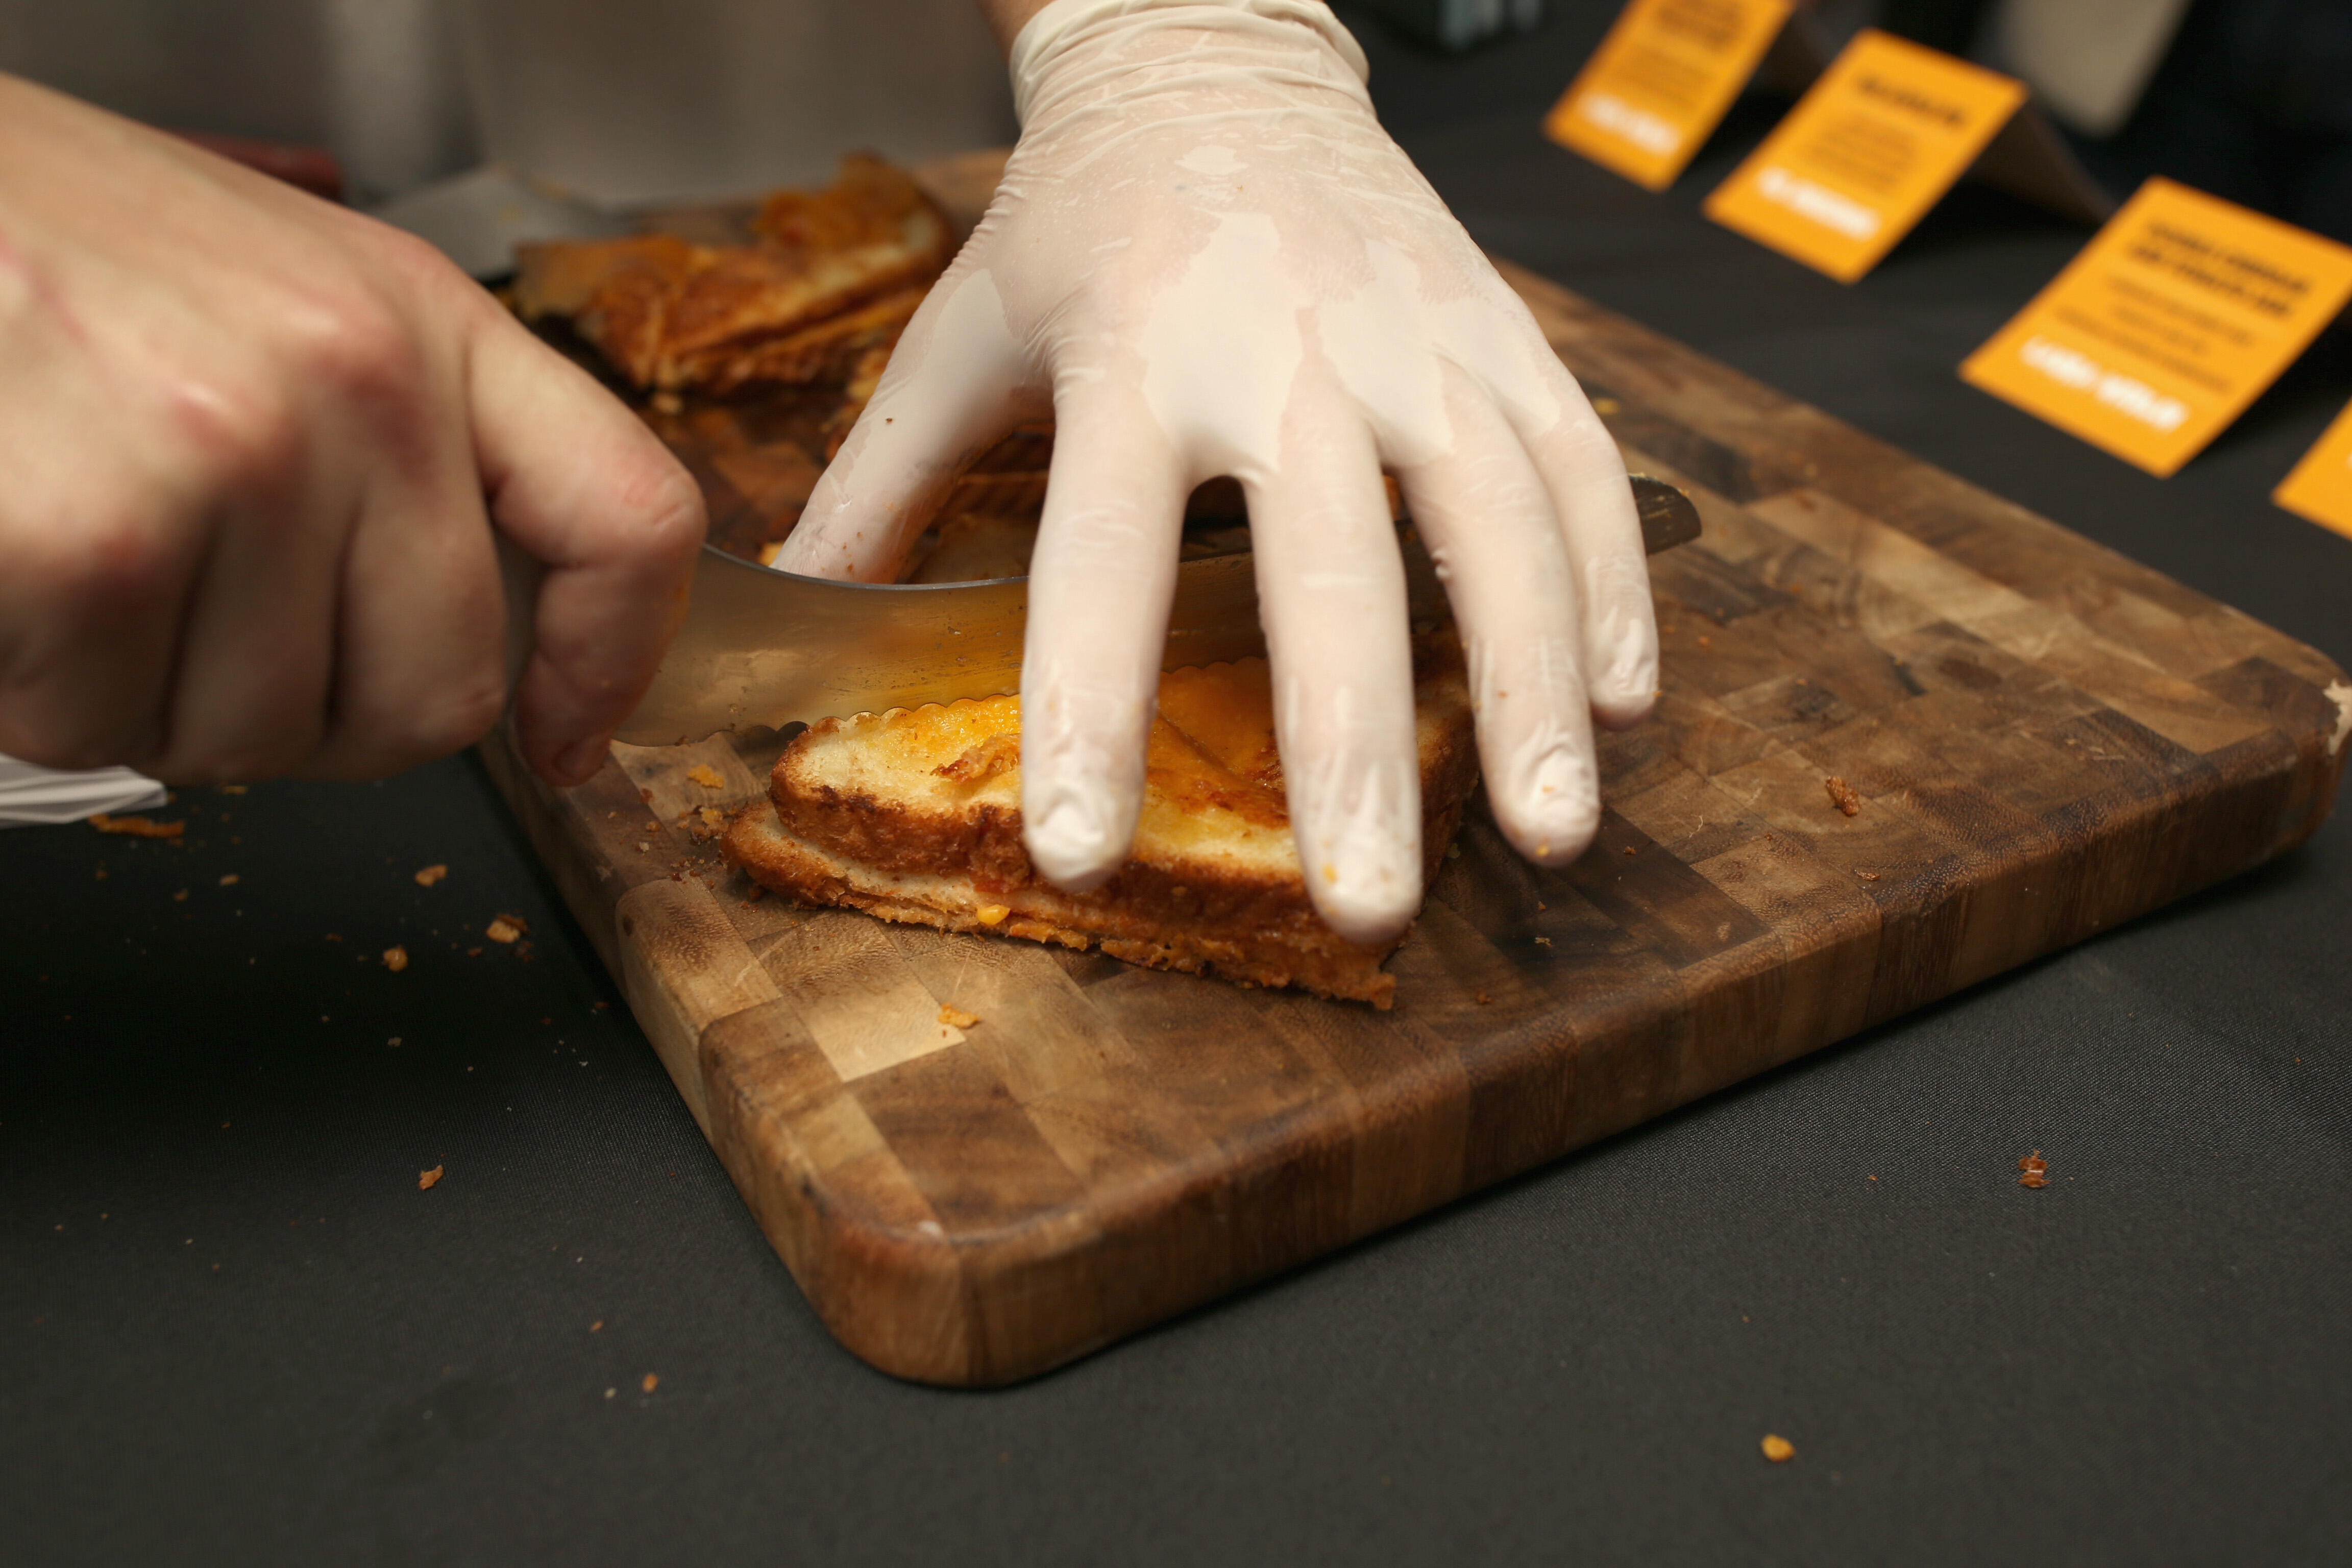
[[725, 639, 1479, 1007]]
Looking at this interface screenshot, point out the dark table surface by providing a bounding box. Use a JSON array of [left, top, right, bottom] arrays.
[[8, 8, 2350, 1563]]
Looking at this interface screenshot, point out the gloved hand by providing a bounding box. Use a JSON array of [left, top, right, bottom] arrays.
[[0, 73, 704, 789], [778, 0, 1657, 944]]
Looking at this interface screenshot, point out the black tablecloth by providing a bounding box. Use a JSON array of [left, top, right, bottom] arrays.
[[8, 9, 2350, 1562]]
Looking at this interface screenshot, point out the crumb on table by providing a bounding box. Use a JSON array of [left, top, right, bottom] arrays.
[[382, 946, 409, 973], [414, 864, 448, 887], [418, 1165, 445, 1191], [2019, 1150, 2049, 1189], [88, 814, 183, 839], [1761, 1434, 1795, 1463], [485, 914, 529, 945]]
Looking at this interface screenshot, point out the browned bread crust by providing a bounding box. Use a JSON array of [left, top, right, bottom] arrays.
[[725, 644, 1479, 1007], [512, 154, 949, 394]]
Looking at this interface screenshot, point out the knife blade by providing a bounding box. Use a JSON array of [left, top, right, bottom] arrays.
[[612, 473, 1702, 747]]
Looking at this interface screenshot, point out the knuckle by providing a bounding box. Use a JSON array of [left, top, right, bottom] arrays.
[[40, 508, 182, 619], [283, 286, 424, 407], [404, 671, 510, 761], [159, 365, 301, 494]]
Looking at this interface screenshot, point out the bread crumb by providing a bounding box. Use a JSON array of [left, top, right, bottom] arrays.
[[414, 864, 448, 887], [89, 814, 183, 839], [938, 1003, 981, 1030], [975, 904, 1011, 926], [591, 1320, 603, 1332], [2019, 1150, 2048, 1189], [636, 841, 652, 853], [1474, 991, 1491, 1006], [685, 763, 725, 789], [218, 873, 239, 887], [382, 946, 409, 973], [1532, 935, 1552, 947], [1761, 1434, 1795, 1463], [1857, 869, 1880, 882], [419, 1165, 444, 1190], [1824, 776, 1863, 817], [172, 889, 189, 902], [641, 1373, 659, 1393], [698, 805, 726, 829], [485, 914, 529, 944]]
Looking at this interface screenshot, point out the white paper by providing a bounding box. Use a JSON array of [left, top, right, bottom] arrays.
[[0, 753, 169, 828]]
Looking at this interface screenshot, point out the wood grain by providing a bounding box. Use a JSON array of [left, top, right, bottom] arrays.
[[479, 225, 2348, 1388]]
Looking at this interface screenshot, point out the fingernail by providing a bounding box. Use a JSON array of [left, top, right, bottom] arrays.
[[554, 732, 614, 785], [1512, 747, 1599, 864], [1305, 810, 1421, 947], [1599, 620, 1657, 703], [1026, 789, 1121, 891]]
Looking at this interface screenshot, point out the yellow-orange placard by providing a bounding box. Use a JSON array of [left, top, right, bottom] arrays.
[[1962, 179, 2352, 477], [1702, 30, 2025, 282], [2274, 399, 2352, 540], [1545, 0, 1794, 191]]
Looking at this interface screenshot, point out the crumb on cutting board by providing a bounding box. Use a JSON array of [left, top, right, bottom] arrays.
[[685, 763, 725, 789], [1824, 776, 1863, 817], [938, 1003, 981, 1030]]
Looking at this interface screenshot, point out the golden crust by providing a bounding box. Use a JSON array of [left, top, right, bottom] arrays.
[[512, 154, 949, 394], [724, 643, 1481, 1007]]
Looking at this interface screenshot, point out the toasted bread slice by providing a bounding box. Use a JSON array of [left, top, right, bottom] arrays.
[[513, 154, 949, 393], [725, 644, 1479, 1007]]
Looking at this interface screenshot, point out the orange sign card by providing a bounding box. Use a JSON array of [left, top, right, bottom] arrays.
[[2274, 399, 2352, 541], [1545, 0, 1794, 191], [1962, 179, 2352, 477], [1702, 30, 2026, 282]]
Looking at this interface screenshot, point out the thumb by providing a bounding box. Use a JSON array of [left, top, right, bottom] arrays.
[[466, 310, 706, 786]]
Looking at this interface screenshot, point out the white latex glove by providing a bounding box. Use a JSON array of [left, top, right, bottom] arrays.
[[778, 0, 1657, 944]]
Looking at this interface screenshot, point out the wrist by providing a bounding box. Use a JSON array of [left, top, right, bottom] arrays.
[[1009, 0, 1367, 128]]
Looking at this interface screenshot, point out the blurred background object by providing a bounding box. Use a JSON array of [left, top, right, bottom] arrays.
[[448, 0, 1013, 207], [1353, 0, 1544, 52], [321, 0, 478, 203], [0, 0, 2344, 241], [0, 0, 1012, 209]]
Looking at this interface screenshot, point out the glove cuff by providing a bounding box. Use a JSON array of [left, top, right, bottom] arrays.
[[1009, 0, 1373, 128]]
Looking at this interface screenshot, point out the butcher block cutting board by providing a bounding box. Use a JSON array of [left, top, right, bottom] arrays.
[[480, 180, 2348, 1386]]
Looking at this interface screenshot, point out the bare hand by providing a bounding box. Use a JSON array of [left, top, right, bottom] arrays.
[[0, 75, 704, 788]]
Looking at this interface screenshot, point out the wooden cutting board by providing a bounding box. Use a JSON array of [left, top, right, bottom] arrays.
[[481, 215, 2347, 1386]]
